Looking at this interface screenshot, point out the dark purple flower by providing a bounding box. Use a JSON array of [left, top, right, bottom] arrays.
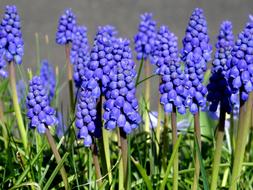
[[56, 9, 77, 45], [181, 8, 212, 114], [134, 13, 157, 60], [207, 21, 234, 113], [0, 5, 24, 64], [26, 76, 58, 134], [0, 50, 7, 78]]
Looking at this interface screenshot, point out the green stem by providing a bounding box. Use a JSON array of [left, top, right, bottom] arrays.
[[0, 101, 8, 149], [210, 107, 226, 190], [230, 93, 253, 190], [118, 129, 124, 190], [9, 61, 27, 152], [91, 142, 102, 187], [171, 106, 178, 190], [65, 43, 74, 112], [135, 57, 144, 86], [155, 78, 162, 155], [120, 128, 128, 190], [162, 114, 169, 172], [144, 59, 150, 133], [45, 128, 69, 189], [192, 110, 201, 190]]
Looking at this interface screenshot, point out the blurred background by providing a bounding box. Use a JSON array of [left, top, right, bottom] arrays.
[[0, 0, 253, 110]]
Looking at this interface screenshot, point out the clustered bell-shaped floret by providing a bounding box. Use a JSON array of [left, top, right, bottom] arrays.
[[153, 26, 187, 114], [75, 79, 101, 146], [228, 15, 253, 103], [134, 13, 156, 60], [56, 9, 77, 45], [207, 21, 234, 113], [103, 38, 141, 134], [0, 5, 24, 64], [26, 76, 58, 134], [181, 8, 212, 114], [40, 60, 56, 103], [70, 26, 90, 87]]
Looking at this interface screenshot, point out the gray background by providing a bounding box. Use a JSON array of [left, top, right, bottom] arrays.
[[0, 0, 253, 110]]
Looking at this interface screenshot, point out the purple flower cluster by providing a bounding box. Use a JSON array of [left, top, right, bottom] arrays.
[[0, 5, 24, 64], [207, 21, 234, 113], [134, 13, 156, 61], [70, 26, 89, 87], [75, 79, 101, 146], [90, 25, 118, 92], [56, 9, 77, 45], [228, 15, 253, 103], [74, 26, 116, 146], [103, 38, 141, 134], [181, 8, 212, 114], [40, 60, 56, 102], [153, 26, 187, 114], [26, 76, 58, 134]]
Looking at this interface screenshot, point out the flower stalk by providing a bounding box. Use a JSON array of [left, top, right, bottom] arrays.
[[211, 107, 226, 190], [192, 109, 201, 190], [144, 60, 151, 133], [171, 105, 178, 190], [9, 61, 27, 152], [45, 127, 69, 189], [65, 43, 75, 112], [230, 93, 253, 190]]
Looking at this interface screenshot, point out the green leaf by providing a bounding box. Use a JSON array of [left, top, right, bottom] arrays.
[[131, 156, 153, 190], [43, 152, 69, 190], [14, 143, 47, 186]]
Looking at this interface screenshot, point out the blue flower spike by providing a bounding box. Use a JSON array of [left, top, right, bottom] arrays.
[[228, 15, 253, 104], [134, 12, 157, 61], [26, 76, 58, 134], [181, 8, 212, 114], [103, 38, 141, 134], [0, 5, 24, 65], [153, 26, 187, 114], [56, 9, 77, 45]]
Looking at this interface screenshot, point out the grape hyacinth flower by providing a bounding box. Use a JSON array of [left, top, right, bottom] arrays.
[[228, 15, 253, 103], [75, 79, 101, 146], [181, 8, 212, 114], [208, 21, 234, 190], [26, 76, 58, 134], [70, 26, 90, 87], [40, 60, 56, 102], [153, 26, 187, 114], [56, 9, 77, 45], [207, 21, 234, 113], [134, 12, 156, 60], [103, 38, 141, 134], [0, 5, 27, 150], [0, 5, 24, 64], [56, 8, 77, 110]]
